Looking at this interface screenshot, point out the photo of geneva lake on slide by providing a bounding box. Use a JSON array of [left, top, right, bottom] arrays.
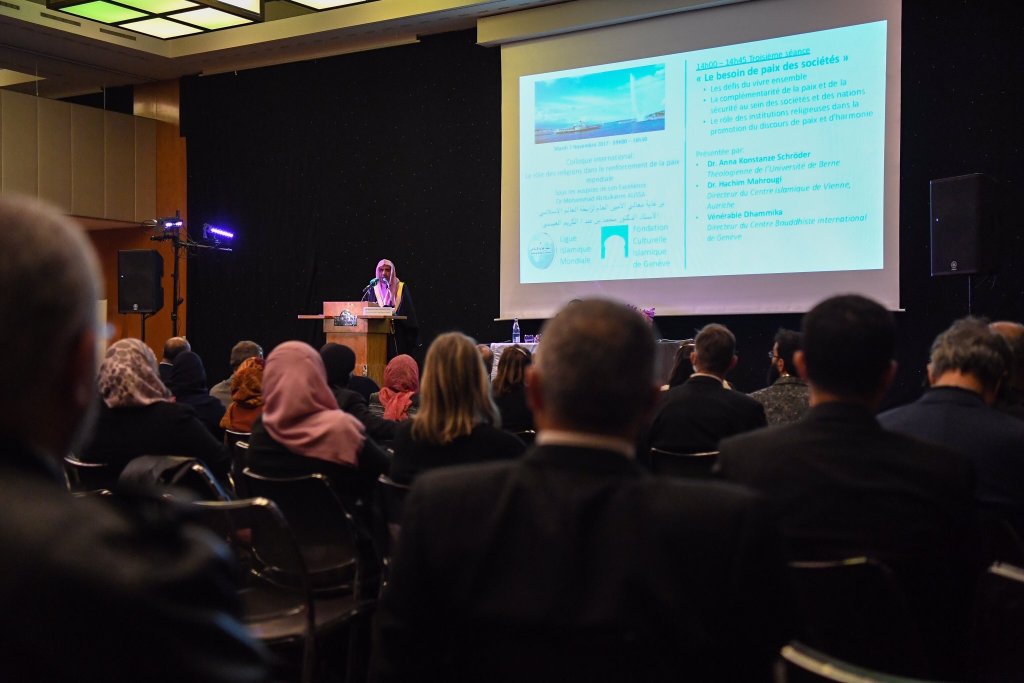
[[534, 64, 666, 144]]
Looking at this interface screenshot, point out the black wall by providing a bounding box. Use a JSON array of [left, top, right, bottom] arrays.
[[181, 5, 1024, 407]]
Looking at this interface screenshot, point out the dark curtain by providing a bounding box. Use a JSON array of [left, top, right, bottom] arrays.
[[181, 30, 503, 382]]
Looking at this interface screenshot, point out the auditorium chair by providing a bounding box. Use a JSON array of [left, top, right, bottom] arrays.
[[63, 453, 117, 493], [116, 455, 233, 501], [376, 474, 411, 590], [647, 447, 719, 478], [240, 469, 378, 681], [225, 432, 252, 497], [786, 557, 928, 678], [970, 562, 1024, 681], [513, 429, 537, 445], [193, 497, 365, 683], [775, 641, 943, 683], [240, 468, 367, 597]]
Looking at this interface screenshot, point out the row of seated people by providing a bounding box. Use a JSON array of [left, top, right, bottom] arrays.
[[80, 331, 539, 488], [72, 290, 1024, 679], [87, 298, 1024, 681]]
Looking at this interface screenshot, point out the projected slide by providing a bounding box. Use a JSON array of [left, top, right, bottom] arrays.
[[519, 21, 887, 284]]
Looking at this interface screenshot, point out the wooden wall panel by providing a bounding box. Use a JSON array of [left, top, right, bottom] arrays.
[[37, 98, 73, 212], [1, 91, 38, 196], [104, 114, 135, 220], [71, 105, 104, 218], [134, 117, 157, 222]]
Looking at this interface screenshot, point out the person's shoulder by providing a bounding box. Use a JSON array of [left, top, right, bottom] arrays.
[[412, 456, 519, 494], [472, 423, 527, 446], [720, 420, 799, 457]]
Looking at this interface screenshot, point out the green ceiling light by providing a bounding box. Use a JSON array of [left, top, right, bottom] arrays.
[[48, 0, 263, 38], [60, 1, 145, 23]]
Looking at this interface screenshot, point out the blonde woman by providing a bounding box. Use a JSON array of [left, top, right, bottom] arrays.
[[390, 332, 526, 484]]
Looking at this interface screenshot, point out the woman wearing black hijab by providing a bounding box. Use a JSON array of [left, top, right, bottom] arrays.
[[320, 343, 398, 442], [169, 350, 227, 439]]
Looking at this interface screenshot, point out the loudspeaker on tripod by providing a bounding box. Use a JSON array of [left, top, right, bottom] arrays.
[[930, 173, 997, 277], [118, 250, 164, 313]]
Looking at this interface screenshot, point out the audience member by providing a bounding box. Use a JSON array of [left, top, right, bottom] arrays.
[[718, 294, 975, 679], [219, 356, 265, 433], [491, 344, 534, 433], [749, 328, 809, 425], [247, 341, 389, 500], [169, 350, 227, 438], [83, 338, 228, 477], [664, 339, 695, 388], [989, 320, 1024, 420], [645, 323, 766, 454], [210, 340, 264, 407], [0, 195, 270, 681], [321, 343, 398, 442], [880, 317, 1024, 532], [372, 300, 791, 682], [389, 333, 525, 485], [159, 335, 189, 386], [477, 343, 494, 377], [369, 354, 419, 421]]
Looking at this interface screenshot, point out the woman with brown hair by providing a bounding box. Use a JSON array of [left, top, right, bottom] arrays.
[[389, 332, 526, 484], [492, 345, 534, 433]]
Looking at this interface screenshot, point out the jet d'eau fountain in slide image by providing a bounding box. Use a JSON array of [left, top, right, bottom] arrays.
[[534, 64, 666, 144]]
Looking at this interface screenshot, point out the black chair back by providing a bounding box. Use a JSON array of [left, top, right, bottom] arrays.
[[241, 468, 363, 596], [376, 474, 411, 588], [971, 562, 1024, 682], [787, 558, 928, 678], [116, 455, 232, 501], [513, 429, 537, 446], [63, 453, 117, 493], [648, 448, 719, 478], [193, 497, 330, 683], [776, 641, 939, 683]]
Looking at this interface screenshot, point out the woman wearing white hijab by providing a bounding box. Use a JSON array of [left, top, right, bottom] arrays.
[[371, 258, 419, 358]]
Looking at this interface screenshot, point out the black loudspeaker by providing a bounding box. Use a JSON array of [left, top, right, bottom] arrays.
[[118, 250, 164, 313], [930, 173, 996, 276]]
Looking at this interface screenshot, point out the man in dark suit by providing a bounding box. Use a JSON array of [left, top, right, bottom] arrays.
[[646, 323, 766, 454], [880, 317, 1024, 533], [718, 294, 975, 679], [158, 335, 189, 387], [0, 196, 271, 682], [371, 299, 792, 683]]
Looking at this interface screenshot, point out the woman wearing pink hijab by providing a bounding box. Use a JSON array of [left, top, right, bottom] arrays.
[[246, 341, 390, 495], [369, 258, 419, 358]]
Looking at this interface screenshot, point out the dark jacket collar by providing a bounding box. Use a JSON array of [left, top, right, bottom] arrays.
[[685, 374, 725, 388], [805, 401, 880, 428], [525, 444, 644, 477], [916, 385, 986, 407]]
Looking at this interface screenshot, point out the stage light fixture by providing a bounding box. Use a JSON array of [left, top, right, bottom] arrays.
[[203, 224, 235, 241]]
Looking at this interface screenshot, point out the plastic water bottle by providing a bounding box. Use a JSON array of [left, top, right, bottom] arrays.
[[512, 318, 521, 343]]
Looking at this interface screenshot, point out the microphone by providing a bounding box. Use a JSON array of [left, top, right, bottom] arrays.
[[362, 277, 380, 293]]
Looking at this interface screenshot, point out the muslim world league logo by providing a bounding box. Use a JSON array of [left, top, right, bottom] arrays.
[[528, 232, 555, 269]]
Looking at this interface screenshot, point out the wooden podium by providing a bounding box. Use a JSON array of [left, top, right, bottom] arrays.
[[298, 301, 404, 385]]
